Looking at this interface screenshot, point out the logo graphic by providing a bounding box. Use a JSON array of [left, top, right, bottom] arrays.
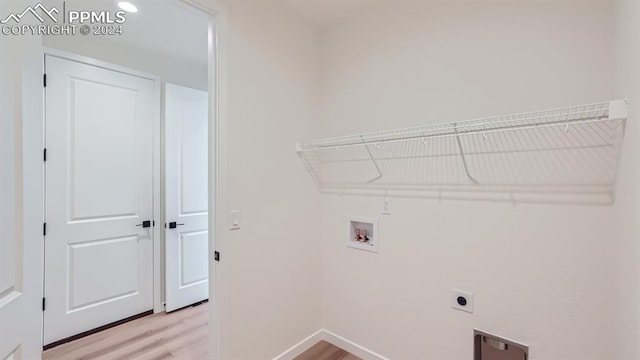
[[1, 3, 59, 24], [2, 2, 127, 36]]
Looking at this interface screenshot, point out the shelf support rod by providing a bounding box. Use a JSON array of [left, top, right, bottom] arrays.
[[361, 136, 384, 185], [296, 143, 323, 189], [454, 123, 480, 185]]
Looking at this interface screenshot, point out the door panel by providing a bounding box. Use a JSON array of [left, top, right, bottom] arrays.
[[180, 108, 209, 215], [69, 78, 138, 220], [68, 236, 140, 311], [44, 55, 155, 345], [180, 231, 209, 286], [165, 84, 209, 312]]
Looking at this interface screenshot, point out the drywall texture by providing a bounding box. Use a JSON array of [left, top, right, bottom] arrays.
[[318, 2, 620, 359], [215, 1, 323, 359], [614, 1, 640, 359]]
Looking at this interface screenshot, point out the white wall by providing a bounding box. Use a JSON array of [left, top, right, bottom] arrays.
[[214, 1, 323, 359], [614, 1, 640, 359], [319, 2, 620, 359]]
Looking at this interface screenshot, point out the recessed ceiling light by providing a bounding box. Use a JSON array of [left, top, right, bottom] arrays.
[[117, 1, 138, 13]]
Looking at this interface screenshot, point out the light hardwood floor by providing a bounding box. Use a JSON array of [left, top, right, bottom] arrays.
[[293, 341, 361, 360], [43, 304, 359, 360]]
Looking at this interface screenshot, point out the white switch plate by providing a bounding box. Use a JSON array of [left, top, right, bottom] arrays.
[[381, 197, 392, 215], [451, 289, 473, 313], [230, 210, 241, 230]]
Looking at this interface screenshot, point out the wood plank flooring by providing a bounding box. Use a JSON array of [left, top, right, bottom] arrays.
[[43, 304, 359, 360], [43, 304, 209, 360], [294, 341, 361, 360]]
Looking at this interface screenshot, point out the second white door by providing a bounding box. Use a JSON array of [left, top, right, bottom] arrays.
[[165, 84, 209, 312]]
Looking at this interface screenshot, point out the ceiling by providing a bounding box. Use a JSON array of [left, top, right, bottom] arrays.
[[118, 0, 209, 66], [65, 0, 209, 68], [275, 0, 612, 30]]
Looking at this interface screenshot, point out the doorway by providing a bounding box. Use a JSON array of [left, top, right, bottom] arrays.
[[40, 0, 215, 352]]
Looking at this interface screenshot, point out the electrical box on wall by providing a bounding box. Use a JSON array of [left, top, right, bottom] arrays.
[[474, 330, 528, 360], [451, 289, 473, 313], [347, 216, 378, 253]]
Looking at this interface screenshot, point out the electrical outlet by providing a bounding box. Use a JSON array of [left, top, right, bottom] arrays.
[[381, 197, 392, 215], [451, 289, 473, 313]]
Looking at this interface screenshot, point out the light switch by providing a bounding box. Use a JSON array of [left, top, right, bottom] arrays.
[[230, 210, 241, 230]]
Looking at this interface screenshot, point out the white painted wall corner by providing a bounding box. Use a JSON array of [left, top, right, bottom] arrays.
[[272, 330, 324, 360]]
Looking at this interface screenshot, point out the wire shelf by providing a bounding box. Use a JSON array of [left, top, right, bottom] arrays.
[[297, 100, 627, 204]]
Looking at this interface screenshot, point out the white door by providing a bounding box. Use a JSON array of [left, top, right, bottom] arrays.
[[165, 84, 209, 312], [0, 93, 25, 358], [44, 55, 156, 345], [0, 26, 27, 360]]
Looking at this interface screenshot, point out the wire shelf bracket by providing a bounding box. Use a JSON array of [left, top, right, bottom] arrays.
[[296, 100, 628, 204]]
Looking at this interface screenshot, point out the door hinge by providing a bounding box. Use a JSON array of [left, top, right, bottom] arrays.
[[42, 297, 46, 311], [43, 148, 47, 162], [214, 251, 220, 262], [43, 74, 47, 87], [43, 223, 47, 236]]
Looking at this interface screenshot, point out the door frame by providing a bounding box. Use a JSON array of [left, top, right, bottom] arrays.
[[43, 47, 164, 316], [21, 1, 228, 358], [177, 2, 229, 359]]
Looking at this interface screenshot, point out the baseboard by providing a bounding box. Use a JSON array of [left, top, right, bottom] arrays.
[[321, 330, 390, 360], [272, 330, 325, 360], [272, 329, 388, 360]]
